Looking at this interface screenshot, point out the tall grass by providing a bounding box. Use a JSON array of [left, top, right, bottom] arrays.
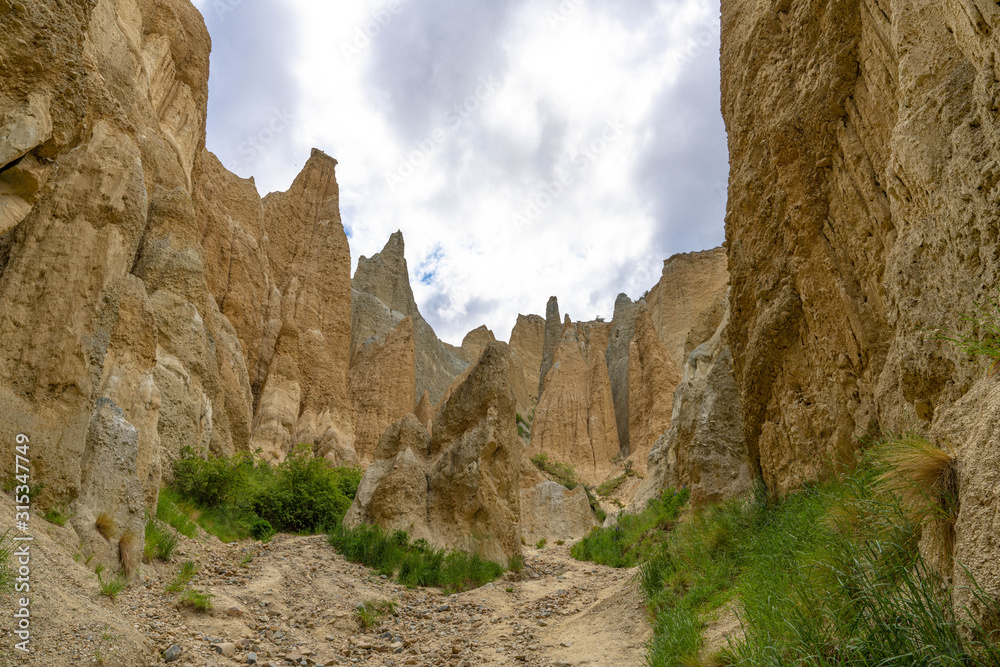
[[167, 445, 362, 542], [328, 524, 505, 594], [622, 459, 1000, 666], [530, 453, 580, 490], [571, 488, 690, 568]]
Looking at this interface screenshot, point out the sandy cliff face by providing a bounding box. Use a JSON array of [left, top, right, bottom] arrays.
[[722, 0, 1000, 611], [351, 232, 468, 407], [530, 319, 620, 484], [346, 343, 523, 561]]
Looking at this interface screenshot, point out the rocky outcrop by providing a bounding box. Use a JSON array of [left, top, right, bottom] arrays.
[[508, 314, 546, 412], [633, 295, 749, 508], [537, 297, 562, 397], [349, 317, 416, 463], [644, 248, 730, 368], [722, 0, 1000, 613], [626, 306, 681, 474], [346, 343, 523, 561], [519, 460, 597, 545], [459, 325, 496, 364], [530, 319, 620, 484], [606, 295, 640, 456], [351, 232, 468, 406]]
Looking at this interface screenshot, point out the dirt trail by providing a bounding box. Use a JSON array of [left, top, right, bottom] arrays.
[[1, 492, 651, 667]]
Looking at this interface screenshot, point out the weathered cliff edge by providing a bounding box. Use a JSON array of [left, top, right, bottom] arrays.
[[722, 0, 1000, 613]]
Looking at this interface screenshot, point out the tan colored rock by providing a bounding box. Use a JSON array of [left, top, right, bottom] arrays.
[[537, 297, 562, 397], [509, 314, 546, 411], [346, 342, 523, 562], [459, 325, 496, 363], [606, 295, 640, 457], [633, 295, 750, 508], [644, 248, 729, 368], [414, 391, 434, 427], [351, 231, 467, 406], [519, 460, 597, 545], [350, 317, 416, 463], [626, 306, 681, 475], [530, 320, 619, 484], [722, 0, 1000, 615]]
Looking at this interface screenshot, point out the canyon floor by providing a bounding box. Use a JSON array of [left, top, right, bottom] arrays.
[[0, 493, 651, 667]]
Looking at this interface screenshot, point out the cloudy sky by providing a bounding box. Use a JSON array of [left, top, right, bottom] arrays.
[[191, 0, 728, 345]]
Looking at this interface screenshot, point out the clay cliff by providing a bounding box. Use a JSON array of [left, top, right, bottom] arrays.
[[722, 0, 1000, 611], [350, 232, 468, 408]]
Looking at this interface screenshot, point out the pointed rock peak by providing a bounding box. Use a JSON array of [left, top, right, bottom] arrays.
[[309, 147, 338, 166], [563, 314, 572, 326], [614, 293, 634, 310], [463, 325, 495, 345], [546, 296, 560, 317], [381, 230, 406, 261]]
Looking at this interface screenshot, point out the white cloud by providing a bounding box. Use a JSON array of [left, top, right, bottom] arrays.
[[199, 0, 726, 345]]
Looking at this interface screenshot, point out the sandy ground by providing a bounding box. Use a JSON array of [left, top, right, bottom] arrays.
[[0, 491, 652, 667]]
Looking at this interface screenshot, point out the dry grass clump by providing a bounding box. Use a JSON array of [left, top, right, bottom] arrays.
[[875, 433, 958, 523], [118, 530, 139, 578], [95, 512, 116, 539]]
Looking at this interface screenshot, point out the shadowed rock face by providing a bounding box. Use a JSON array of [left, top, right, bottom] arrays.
[[633, 295, 749, 508], [346, 343, 523, 562], [350, 232, 468, 407], [538, 297, 562, 397], [722, 0, 1000, 614]]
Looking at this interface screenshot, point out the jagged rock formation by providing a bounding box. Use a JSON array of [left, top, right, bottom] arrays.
[[606, 295, 640, 456], [644, 248, 730, 368], [351, 232, 468, 407], [249, 150, 354, 463], [633, 295, 749, 507], [345, 343, 523, 561], [349, 317, 416, 463], [530, 319, 620, 484], [537, 297, 562, 397], [509, 314, 546, 411], [722, 0, 1000, 612], [459, 325, 496, 364]]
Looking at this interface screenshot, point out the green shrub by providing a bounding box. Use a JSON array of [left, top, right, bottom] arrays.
[[328, 524, 505, 594], [535, 538, 547, 549], [166, 561, 197, 593], [530, 453, 580, 490], [42, 508, 70, 526], [167, 445, 362, 542], [571, 488, 689, 568]]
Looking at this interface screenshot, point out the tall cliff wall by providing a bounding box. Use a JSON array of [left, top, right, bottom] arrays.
[[722, 0, 1000, 610]]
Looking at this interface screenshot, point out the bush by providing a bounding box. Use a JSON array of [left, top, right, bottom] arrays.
[[328, 524, 505, 594], [571, 488, 689, 568], [355, 599, 396, 631], [42, 508, 70, 526], [167, 445, 362, 541], [155, 493, 198, 538], [97, 571, 126, 602], [144, 520, 179, 562], [179, 588, 213, 613]]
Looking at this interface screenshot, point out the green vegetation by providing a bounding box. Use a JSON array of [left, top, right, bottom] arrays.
[[328, 524, 505, 594], [355, 599, 396, 630], [143, 519, 179, 562], [179, 588, 213, 613], [584, 486, 607, 523], [530, 453, 580, 490], [155, 493, 198, 538], [42, 507, 70, 526], [596, 460, 640, 497], [97, 571, 126, 602], [0, 529, 13, 594], [166, 561, 197, 593], [573, 440, 1000, 666], [507, 553, 523, 574], [571, 488, 689, 568], [933, 296, 1000, 375], [535, 538, 547, 549], [166, 445, 363, 542]]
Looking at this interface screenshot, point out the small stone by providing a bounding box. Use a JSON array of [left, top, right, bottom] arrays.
[[247, 653, 258, 665], [163, 645, 183, 662], [211, 642, 236, 657], [227, 606, 245, 617]]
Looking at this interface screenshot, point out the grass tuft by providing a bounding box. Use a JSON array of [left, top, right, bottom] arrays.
[[144, 520, 179, 563], [932, 296, 1000, 375], [42, 507, 70, 526], [328, 524, 505, 594], [155, 493, 198, 538], [530, 453, 580, 490], [97, 571, 126, 602], [355, 599, 396, 631], [166, 561, 197, 593], [179, 588, 213, 613], [875, 433, 958, 522], [118, 530, 139, 578]]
